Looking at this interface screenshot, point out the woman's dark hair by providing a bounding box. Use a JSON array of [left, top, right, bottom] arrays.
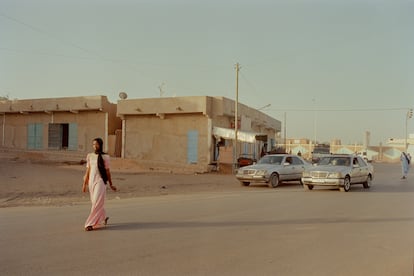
[[94, 138, 108, 184]]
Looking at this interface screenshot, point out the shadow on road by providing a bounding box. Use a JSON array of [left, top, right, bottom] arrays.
[[242, 181, 414, 193], [106, 216, 414, 231]]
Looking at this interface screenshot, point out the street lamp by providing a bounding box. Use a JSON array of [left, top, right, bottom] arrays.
[[406, 108, 413, 152]]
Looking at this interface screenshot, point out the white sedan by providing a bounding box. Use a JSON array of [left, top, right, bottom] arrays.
[[235, 154, 311, 188], [301, 154, 374, 192]]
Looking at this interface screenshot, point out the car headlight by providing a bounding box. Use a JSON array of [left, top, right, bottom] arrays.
[[255, 170, 267, 176], [328, 172, 342, 178]]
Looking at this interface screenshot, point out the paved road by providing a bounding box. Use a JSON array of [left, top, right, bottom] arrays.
[[1, 163, 413, 275]]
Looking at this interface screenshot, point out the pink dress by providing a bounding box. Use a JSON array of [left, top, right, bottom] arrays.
[[84, 153, 110, 228]]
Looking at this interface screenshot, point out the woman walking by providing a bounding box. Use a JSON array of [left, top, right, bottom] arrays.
[[82, 138, 117, 231]]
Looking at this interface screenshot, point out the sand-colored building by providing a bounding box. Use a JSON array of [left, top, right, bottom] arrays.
[[0, 96, 121, 156], [0, 95, 280, 172], [1, 95, 409, 168], [117, 96, 281, 172]]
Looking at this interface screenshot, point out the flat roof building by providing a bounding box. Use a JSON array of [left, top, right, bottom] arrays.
[[117, 96, 281, 173], [0, 95, 121, 156]]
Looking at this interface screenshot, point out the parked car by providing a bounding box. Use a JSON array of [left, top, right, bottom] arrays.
[[235, 154, 311, 188], [237, 154, 257, 167], [301, 154, 374, 192]]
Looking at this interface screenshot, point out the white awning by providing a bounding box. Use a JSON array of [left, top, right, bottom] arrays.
[[212, 127, 267, 143]]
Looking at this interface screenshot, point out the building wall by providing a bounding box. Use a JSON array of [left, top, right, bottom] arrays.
[[102, 100, 122, 135], [124, 113, 210, 172], [283, 141, 407, 163], [118, 96, 281, 172], [1, 111, 108, 153], [0, 96, 121, 155], [1, 113, 29, 148]]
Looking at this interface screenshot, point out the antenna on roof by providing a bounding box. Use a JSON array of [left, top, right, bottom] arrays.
[[158, 82, 165, 97], [119, 92, 128, 100]]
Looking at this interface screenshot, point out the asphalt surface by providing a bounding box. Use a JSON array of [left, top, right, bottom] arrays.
[[1, 163, 414, 276]]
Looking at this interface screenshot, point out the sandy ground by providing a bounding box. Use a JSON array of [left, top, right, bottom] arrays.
[[0, 156, 242, 208]]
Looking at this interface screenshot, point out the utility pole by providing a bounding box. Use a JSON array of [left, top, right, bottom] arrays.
[[234, 63, 241, 172], [284, 112, 287, 153], [312, 98, 317, 146]]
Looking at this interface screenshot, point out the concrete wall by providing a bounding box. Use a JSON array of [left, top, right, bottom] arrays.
[[1, 111, 107, 153], [0, 95, 280, 171], [118, 96, 280, 132], [117, 96, 209, 116], [124, 113, 210, 172], [0, 95, 108, 113], [1, 113, 30, 149], [0, 96, 121, 155], [214, 96, 281, 131], [283, 142, 406, 163], [118, 96, 281, 172]]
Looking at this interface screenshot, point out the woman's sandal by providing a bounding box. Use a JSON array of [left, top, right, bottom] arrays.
[[104, 217, 109, 225], [85, 226, 94, 231]]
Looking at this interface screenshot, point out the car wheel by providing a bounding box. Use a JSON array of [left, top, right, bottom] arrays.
[[363, 175, 372, 189], [269, 173, 279, 188], [304, 184, 313, 190], [241, 181, 250, 186], [341, 177, 351, 192]]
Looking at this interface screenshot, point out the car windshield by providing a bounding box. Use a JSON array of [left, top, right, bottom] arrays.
[[258, 155, 283, 165], [318, 157, 350, 166]]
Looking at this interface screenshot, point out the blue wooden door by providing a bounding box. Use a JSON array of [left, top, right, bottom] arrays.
[[68, 123, 78, 150], [187, 130, 198, 164]]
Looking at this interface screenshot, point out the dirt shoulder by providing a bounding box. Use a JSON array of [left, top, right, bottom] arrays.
[[0, 157, 242, 208]]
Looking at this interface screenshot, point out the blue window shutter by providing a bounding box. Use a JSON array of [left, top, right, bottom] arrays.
[[68, 123, 78, 150], [27, 124, 36, 149], [28, 123, 43, 149], [35, 123, 43, 149], [187, 130, 198, 164]]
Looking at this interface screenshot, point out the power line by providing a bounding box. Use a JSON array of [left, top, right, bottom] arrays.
[[0, 12, 105, 60], [0, 47, 101, 61], [239, 71, 258, 93], [0, 13, 232, 70]]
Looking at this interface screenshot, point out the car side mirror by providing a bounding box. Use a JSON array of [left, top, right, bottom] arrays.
[[284, 162, 290, 166]]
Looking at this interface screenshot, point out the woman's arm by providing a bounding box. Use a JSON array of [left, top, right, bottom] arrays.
[[82, 166, 90, 193], [106, 168, 117, 191], [103, 155, 117, 191]]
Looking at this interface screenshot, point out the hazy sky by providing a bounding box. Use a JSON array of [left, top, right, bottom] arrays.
[[1, 0, 413, 145]]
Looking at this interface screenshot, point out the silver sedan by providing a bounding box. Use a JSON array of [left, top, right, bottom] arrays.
[[301, 154, 374, 192], [235, 154, 311, 188]]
